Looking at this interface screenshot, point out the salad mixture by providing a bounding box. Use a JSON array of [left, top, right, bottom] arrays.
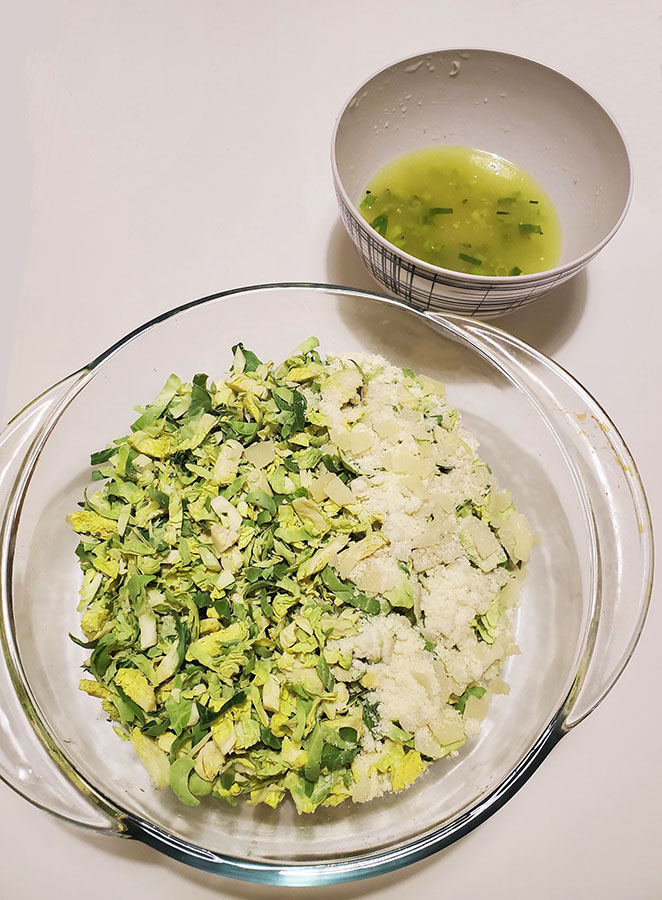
[[69, 338, 532, 813]]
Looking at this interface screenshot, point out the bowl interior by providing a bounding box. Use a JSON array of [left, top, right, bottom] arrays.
[[334, 49, 631, 267], [9, 286, 590, 865]]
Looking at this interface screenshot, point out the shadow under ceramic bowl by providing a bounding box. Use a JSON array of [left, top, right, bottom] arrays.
[[332, 49, 632, 317]]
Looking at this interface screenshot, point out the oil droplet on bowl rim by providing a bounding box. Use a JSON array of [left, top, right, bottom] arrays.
[[404, 59, 424, 74]]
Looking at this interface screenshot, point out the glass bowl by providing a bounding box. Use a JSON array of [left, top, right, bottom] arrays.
[[332, 49, 632, 316], [0, 284, 652, 886]]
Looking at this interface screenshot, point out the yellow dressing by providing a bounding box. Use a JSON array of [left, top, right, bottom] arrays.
[[359, 146, 561, 276]]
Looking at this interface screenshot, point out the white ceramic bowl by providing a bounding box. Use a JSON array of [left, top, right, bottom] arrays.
[[332, 49, 632, 317]]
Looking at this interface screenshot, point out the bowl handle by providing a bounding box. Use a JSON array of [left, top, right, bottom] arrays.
[[426, 314, 654, 729], [0, 374, 123, 832]]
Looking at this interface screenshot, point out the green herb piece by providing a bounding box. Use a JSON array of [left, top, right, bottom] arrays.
[[219, 770, 235, 791], [218, 689, 247, 715], [231, 342, 263, 372], [290, 390, 307, 431], [213, 597, 232, 619], [347, 592, 380, 615], [228, 420, 259, 438], [187, 373, 212, 419], [321, 743, 359, 771], [165, 694, 193, 736], [169, 757, 200, 806], [349, 358, 368, 385], [454, 685, 487, 715], [316, 653, 335, 692], [455, 500, 476, 519], [131, 373, 182, 431], [245, 490, 277, 516], [90, 447, 118, 466], [114, 685, 146, 725], [458, 252, 482, 266], [362, 700, 380, 734], [370, 214, 388, 237], [423, 206, 454, 223], [260, 726, 283, 750], [68, 633, 98, 650], [304, 725, 324, 782]]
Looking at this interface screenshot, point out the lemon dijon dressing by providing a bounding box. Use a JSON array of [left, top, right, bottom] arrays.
[[359, 146, 561, 277]]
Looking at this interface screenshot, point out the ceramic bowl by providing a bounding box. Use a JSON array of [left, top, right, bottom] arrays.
[[332, 49, 632, 317]]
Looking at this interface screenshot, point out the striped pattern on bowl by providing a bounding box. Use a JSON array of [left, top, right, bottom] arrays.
[[335, 187, 588, 318]]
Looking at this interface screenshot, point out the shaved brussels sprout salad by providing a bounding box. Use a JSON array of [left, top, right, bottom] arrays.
[[69, 338, 533, 813]]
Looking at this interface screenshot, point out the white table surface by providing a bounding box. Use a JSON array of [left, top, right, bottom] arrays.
[[3, 2, 661, 897]]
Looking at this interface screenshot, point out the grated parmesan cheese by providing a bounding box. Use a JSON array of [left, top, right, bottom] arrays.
[[310, 351, 533, 782]]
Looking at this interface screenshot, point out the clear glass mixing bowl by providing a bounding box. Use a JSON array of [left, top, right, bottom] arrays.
[[0, 285, 652, 885]]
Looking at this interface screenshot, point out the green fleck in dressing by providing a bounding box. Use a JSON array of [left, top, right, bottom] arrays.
[[358, 146, 561, 276]]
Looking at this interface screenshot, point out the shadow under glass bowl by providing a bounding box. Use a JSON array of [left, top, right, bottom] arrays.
[[332, 49, 632, 317], [0, 284, 652, 886]]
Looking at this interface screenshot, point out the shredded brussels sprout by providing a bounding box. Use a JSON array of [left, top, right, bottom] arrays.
[[69, 338, 531, 813]]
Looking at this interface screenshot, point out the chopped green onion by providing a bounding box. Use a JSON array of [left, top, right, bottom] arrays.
[[518, 223, 542, 235], [230, 342, 262, 372], [90, 447, 117, 466], [458, 252, 482, 266], [370, 214, 388, 237]]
